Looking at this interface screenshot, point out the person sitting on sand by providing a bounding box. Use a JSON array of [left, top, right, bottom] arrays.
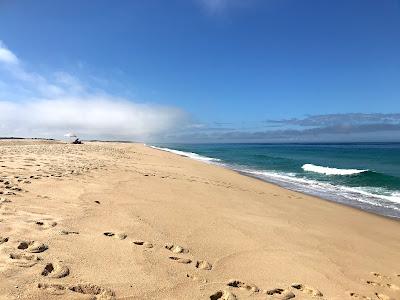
[[72, 138, 82, 144]]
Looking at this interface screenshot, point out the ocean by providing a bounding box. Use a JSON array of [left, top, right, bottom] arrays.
[[150, 143, 400, 219]]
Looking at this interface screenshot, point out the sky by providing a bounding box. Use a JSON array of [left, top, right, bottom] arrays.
[[0, 0, 400, 142]]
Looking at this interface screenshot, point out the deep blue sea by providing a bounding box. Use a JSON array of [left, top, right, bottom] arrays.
[[151, 143, 400, 219]]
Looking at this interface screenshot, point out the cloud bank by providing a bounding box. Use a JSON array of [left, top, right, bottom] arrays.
[[266, 113, 400, 127], [165, 113, 400, 143], [0, 41, 188, 141], [0, 98, 187, 140]]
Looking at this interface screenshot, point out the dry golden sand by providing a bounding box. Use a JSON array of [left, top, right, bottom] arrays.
[[0, 140, 399, 300]]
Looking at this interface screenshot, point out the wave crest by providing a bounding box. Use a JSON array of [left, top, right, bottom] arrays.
[[302, 163, 368, 175], [149, 146, 220, 163]]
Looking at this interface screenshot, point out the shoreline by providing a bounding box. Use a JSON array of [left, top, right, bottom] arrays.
[[1, 140, 399, 300], [148, 144, 400, 221], [237, 169, 400, 222], [150, 143, 400, 223]]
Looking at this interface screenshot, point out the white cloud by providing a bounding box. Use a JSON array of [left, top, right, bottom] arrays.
[[0, 42, 189, 141], [0, 98, 188, 140], [0, 41, 19, 65]]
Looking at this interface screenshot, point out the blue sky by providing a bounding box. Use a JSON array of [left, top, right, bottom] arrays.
[[0, 0, 400, 142]]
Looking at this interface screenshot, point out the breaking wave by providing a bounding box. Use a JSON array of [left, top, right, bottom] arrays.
[[302, 163, 368, 175]]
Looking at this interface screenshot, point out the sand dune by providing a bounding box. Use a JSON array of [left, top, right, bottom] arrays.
[[0, 140, 399, 299]]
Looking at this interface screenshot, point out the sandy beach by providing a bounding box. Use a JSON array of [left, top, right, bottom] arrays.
[[0, 140, 399, 300]]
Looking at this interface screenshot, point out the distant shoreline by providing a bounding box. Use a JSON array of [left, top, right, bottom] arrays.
[[2, 137, 400, 144]]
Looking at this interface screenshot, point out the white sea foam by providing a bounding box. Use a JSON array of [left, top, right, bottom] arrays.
[[241, 169, 400, 209], [149, 146, 221, 163], [302, 163, 368, 175], [148, 145, 400, 217]]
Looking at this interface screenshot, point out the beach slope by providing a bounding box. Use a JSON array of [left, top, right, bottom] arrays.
[[0, 140, 399, 300]]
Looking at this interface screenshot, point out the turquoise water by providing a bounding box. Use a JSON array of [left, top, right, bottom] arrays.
[[151, 143, 400, 219]]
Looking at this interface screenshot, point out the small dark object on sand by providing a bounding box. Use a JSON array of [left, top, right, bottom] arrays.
[[72, 138, 82, 144]]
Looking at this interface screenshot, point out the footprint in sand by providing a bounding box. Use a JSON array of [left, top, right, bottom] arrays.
[[69, 283, 116, 300], [35, 220, 57, 229], [3, 191, 15, 196], [165, 243, 188, 254], [60, 229, 79, 235], [386, 283, 400, 290], [0, 197, 11, 204], [365, 280, 399, 291], [169, 256, 192, 264], [195, 260, 213, 270], [37, 283, 66, 295], [132, 240, 153, 248], [0, 236, 9, 244], [9, 252, 41, 267], [210, 290, 237, 300], [103, 232, 127, 240], [366, 280, 383, 287], [41, 262, 70, 278], [18, 241, 48, 253], [227, 279, 259, 293], [347, 292, 372, 299], [266, 288, 295, 300], [186, 273, 207, 283], [371, 272, 391, 280], [291, 283, 323, 297], [375, 293, 395, 300]]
